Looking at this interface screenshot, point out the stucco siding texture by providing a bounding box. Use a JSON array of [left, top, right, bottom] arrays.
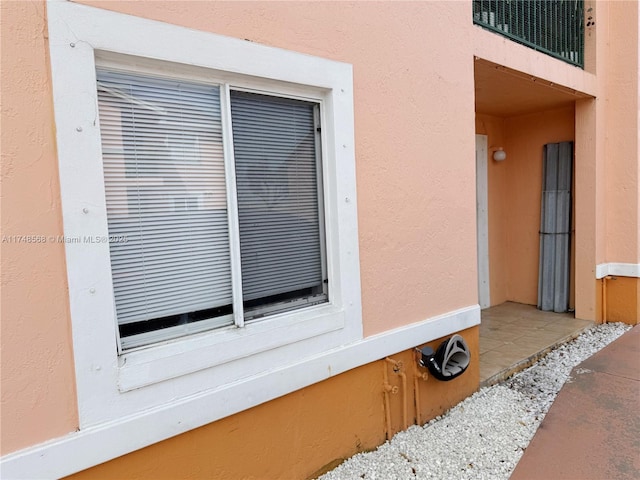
[[73, 0, 480, 336], [0, 0, 78, 454], [604, 0, 639, 265], [3, 0, 481, 455], [1, 0, 639, 468]]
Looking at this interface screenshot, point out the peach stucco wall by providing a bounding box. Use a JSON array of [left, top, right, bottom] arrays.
[[2, 0, 481, 454], [604, 0, 639, 265], [2, 0, 638, 466], [74, 0, 480, 335], [0, 0, 78, 454], [574, 0, 639, 320]]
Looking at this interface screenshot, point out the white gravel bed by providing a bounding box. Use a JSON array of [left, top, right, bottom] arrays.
[[319, 322, 632, 480]]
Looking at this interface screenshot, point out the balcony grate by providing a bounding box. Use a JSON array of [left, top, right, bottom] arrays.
[[473, 0, 584, 68]]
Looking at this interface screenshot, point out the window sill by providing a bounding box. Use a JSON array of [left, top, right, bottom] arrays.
[[119, 304, 345, 391]]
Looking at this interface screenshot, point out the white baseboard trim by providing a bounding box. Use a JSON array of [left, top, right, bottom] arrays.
[[595, 263, 640, 279], [1, 305, 480, 480]]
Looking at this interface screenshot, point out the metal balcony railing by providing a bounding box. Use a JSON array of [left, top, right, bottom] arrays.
[[473, 0, 585, 68]]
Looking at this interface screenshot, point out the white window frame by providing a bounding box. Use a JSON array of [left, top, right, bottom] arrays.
[[48, 0, 361, 427], [95, 60, 330, 352]]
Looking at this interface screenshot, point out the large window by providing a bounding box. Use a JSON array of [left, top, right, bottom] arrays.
[[97, 69, 328, 350], [48, 0, 360, 427]]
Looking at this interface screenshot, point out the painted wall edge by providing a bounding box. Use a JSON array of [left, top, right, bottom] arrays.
[[595, 263, 640, 279]]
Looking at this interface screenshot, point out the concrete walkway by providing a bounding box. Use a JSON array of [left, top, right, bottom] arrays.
[[511, 326, 640, 480]]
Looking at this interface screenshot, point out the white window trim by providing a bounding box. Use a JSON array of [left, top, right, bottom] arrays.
[[47, 0, 361, 426]]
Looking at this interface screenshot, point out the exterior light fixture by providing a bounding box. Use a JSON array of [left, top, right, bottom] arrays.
[[492, 147, 507, 162]]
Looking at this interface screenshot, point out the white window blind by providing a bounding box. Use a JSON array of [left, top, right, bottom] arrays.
[[96, 70, 233, 348], [96, 69, 328, 349], [230, 91, 327, 319]]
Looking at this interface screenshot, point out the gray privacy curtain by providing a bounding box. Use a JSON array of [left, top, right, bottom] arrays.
[[538, 141, 572, 312]]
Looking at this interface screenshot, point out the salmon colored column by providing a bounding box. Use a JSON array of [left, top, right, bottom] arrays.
[[575, 98, 603, 322], [575, 0, 639, 323], [1, 0, 78, 453], [573, 0, 613, 322]]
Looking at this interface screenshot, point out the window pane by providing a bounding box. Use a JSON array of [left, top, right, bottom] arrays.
[[96, 69, 234, 347], [230, 91, 327, 318]]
